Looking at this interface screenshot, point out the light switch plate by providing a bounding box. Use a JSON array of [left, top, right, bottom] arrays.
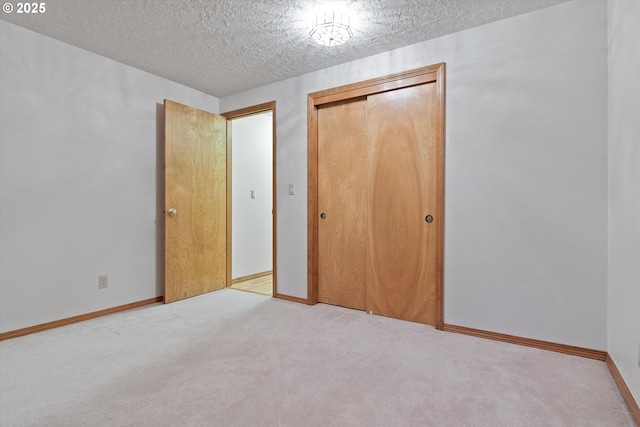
[[289, 184, 295, 195], [98, 275, 108, 289]]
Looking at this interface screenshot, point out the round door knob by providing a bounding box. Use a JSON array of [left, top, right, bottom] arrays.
[[320, 213, 326, 219], [425, 215, 433, 223], [168, 208, 177, 217]]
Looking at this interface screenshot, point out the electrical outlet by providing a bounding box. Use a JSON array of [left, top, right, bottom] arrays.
[[98, 275, 108, 289]]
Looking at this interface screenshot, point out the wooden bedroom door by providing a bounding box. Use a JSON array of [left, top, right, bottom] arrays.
[[164, 99, 227, 304]]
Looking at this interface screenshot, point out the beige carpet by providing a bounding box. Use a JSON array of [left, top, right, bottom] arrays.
[[0, 289, 634, 426]]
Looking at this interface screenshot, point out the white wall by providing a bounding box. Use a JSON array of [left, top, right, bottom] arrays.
[[231, 112, 273, 279], [607, 0, 640, 403], [1, 1, 615, 354], [220, 0, 609, 350], [0, 21, 220, 333]]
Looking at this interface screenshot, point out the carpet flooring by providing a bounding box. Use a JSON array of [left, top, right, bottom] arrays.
[[0, 289, 634, 426]]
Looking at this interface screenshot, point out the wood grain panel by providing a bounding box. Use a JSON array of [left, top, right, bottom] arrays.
[[275, 293, 314, 305], [317, 98, 369, 310], [434, 64, 446, 330], [606, 354, 640, 425], [164, 99, 227, 304], [443, 324, 608, 361], [366, 84, 438, 325], [309, 65, 441, 106], [225, 120, 233, 288], [313, 73, 436, 106], [0, 297, 163, 341], [231, 270, 273, 284], [230, 273, 273, 296], [222, 101, 275, 120], [308, 63, 445, 323], [307, 95, 319, 304], [222, 102, 277, 295]]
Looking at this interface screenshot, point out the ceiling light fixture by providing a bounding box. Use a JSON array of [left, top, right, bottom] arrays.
[[310, 12, 352, 47]]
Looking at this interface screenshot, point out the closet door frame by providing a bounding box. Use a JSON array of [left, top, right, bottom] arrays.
[[306, 63, 446, 329]]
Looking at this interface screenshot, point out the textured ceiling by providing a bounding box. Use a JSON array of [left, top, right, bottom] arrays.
[[1, 0, 568, 97]]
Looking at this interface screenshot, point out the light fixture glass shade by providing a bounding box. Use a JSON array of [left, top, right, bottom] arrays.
[[310, 12, 352, 47]]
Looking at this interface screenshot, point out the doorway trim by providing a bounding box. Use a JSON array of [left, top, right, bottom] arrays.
[[307, 63, 445, 329], [222, 101, 277, 296]]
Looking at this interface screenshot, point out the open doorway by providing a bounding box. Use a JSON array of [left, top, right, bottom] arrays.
[[222, 102, 276, 297]]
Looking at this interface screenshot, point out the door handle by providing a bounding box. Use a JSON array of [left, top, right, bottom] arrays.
[[168, 208, 177, 217], [320, 213, 326, 219], [425, 214, 433, 223]]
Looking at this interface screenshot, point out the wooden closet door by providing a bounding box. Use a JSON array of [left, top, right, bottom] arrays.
[[317, 99, 369, 310], [366, 83, 439, 325]]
